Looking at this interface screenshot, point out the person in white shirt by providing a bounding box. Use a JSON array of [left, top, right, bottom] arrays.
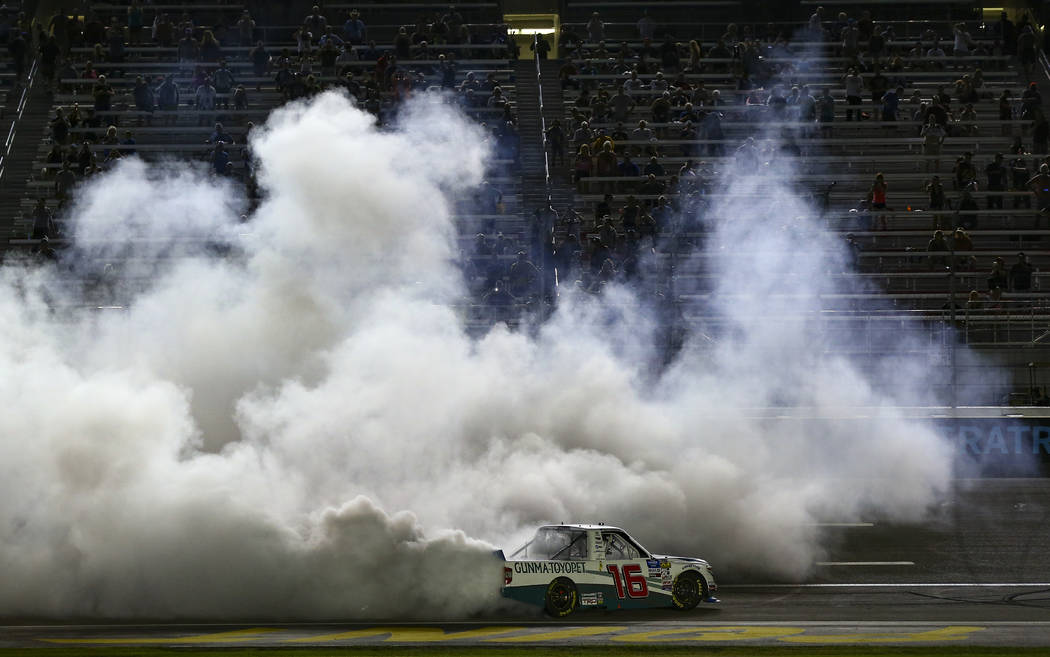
[[843, 67, 863, 120]]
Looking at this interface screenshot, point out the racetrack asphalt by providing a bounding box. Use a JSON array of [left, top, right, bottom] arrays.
[[2, 479, 1048, 648]]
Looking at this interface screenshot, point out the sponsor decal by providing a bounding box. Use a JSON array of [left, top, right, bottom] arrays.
[[648, 569, 662, 578], [580, 592, 604, 607], [646, 559, 661, 568], [659, 560, 671, 569], [512, 561, 586, 575], [662, 582, 673, 590]]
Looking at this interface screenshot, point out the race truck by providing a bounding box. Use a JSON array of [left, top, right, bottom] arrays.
[[499, 524, 718, 616]]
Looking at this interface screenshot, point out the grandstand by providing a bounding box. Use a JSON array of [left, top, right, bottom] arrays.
[[4, 0, 1050, 404]]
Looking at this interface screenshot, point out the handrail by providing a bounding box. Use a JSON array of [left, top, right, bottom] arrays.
[[533, 33, 550, 196], [0, 57, 38, 183]]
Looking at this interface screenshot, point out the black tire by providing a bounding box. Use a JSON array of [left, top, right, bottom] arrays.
[[671, 571, 703, 610], [544, 577, 578, 617]]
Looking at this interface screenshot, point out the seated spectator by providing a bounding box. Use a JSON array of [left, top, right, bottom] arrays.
[[644, 156, 664, 177], [927, 229, 950, 268], [631, 119, 653, 142], [574, 144, 594, 185], [209, 122, 232, 144], [619, 154, 640, 177]]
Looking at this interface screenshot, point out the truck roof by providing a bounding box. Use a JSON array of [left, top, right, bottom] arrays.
[[538, 523, 626, 532]]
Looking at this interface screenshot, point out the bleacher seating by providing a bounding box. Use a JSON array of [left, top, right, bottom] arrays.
[[9, 0, 1050, 396], [550, 1, 1050, 329]]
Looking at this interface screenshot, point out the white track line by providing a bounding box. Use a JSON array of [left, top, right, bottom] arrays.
[[810, 523, 876, 528], [815, 561, 915, 566], [726, 582, 1050, 588]]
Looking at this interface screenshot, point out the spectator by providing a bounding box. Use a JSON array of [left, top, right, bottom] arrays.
[[880, 86, 900, 123], [995, 10, 1016, 51], [927, 175, 947, 212], [620, 154, 641, 178], [530, 34, 551, 59], [586, 12, 604, 43], [927, 229, 950, 268], [343, 10, 367, 45], [212, 61, 236, 108], [921, 110, 945, 168], [986, 153, 1006, 210], [127, 0, 144, 44], [868, 67, 889, 110], [157, 73, 179, 117], [644, 156, 664, 177], [229, 10, 254, 46], [507, 251, 540, 298], [988, 257, 1008, 291], [952, 22, 973, 56], [177, 28, 197, 62], [1027, 163, 1050, 225], [844, 233, 862, 271], [55, 161, 76, 201], [843, 67, 863, 121], [1018, 25, 1036, 76], [211, 142, 229, 176], [92, 75, 113, 112], [304, 6, 327, 39], [195, 76, 216, 111], [817, 87, 835, 136], [132, 75, 154, 113], [999, 89, 1014, 137], [545, 119, 565, 166], [1034, 109, 1049, 155], [483, 279, 516, 305], [631, 119, 653, 142], [867, 173, 888, 230], [50, 109, 70, 145], [209, 122, 232, 144], [30, 198, 56, 240], [651, 91, 672, 122], [953, 152, 977, 190], [637, 10, 656, 41], [1010, 148, 1031, 209], [951, 227, 975, 270], [595, 140, 618, 178], [1010, 252, 1033, 291]]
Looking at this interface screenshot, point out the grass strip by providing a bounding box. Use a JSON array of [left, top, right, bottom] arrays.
[[1, 647, 1048, 657]]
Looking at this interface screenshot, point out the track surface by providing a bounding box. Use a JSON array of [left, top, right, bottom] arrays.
[[2, 479, 1048, 648]]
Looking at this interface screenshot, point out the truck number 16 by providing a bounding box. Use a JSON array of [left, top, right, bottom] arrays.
[[607, 564, 648, 599]]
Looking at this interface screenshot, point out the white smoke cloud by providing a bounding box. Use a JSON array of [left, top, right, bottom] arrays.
[[0, 90, 959, 619]]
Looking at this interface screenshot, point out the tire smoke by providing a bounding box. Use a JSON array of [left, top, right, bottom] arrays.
[[0, 92, 956, 619]]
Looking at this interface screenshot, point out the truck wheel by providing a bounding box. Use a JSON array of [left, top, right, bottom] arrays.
[[671, 571, 702, 610], [544, 577, 578, 617]]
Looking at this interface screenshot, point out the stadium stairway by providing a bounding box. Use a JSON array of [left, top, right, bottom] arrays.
[[0, 80, 52, 241], [514, 59, 574, 245]]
